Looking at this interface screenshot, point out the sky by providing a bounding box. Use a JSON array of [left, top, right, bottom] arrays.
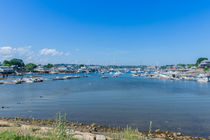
[[0, 0, 210, 65]]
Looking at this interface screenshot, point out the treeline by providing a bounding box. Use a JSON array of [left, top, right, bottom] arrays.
[[1, 58, 54, 71], [161, 57, 209, 69]]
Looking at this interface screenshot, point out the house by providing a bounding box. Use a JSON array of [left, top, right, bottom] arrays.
[[49, 66, 74, 73], [34, 66, 49, 73], [0, 66, 14, 73], [199, 60, 210, 68]]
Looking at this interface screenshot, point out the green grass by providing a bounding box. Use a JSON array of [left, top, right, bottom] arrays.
[[0, 131, 50, 140], [49, 112, 77, 140], [113, 121, 152, 140], [0, 113, 77, 140], [116, 126, 146, 140]]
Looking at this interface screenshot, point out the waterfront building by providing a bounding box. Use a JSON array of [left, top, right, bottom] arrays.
[[0, 66, 14, 73], [34, 66, 49, 73], [199, 60, 210, 68]]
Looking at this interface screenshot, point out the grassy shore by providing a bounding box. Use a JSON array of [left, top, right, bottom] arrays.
[[0, 114, 207, 140]]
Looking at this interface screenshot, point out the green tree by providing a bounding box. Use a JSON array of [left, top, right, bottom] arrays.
[[2, 60, 11, 66], [79, 64, 84, 68], [187, 64, 196, 68], [9, 58, 25, 67], [177, 64, 186, 67], [44, 63, 54, 68], [25, 63, 37, 71], [196, 57, 208, 66], [204, 66, 209, 71]]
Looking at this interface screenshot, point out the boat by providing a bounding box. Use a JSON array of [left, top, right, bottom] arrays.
[[50, 71, 58, 74], [101, 76, 108, 78], [132, 73, 139, 77], [114, 71, 122, 75], [24, 78, 34, 83], [55, 76, 64, 80], [197, 77, 208, 83], [197, 73, 209, 82], [13, 79, 22, 84], [131, 71, 137, 74], [63, 76, 73, 79], [34, 78, 43, 82], [158, 74, 170, 79], [27, 71, 33, 75]]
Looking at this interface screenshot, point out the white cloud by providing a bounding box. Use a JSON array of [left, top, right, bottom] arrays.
[[0, 46, 13, 54], [40, 48, 63, 56], [0, 46, 71, 64]]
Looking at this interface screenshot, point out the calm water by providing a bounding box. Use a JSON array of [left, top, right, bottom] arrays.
[[0, 73, 210, 137]]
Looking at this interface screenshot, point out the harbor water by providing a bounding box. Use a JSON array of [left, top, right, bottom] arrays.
[[0, 73, 210, 137]]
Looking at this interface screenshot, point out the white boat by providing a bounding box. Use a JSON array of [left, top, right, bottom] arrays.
[[34, 78, 43, 82], [132, 73, 139, 77], [197, 77, 208, 83], [50, 71, 58, 74], [24, 78, 34, 83], [63, 76, 73, 79], [197, 73, 209, 82], [27, 71, 33, 75], [131, 71, 137, 74], [55, 76, 64, 80], [13, 79, 22, 84], [159, 74, 170, 79], [114, 71, 122, 75]]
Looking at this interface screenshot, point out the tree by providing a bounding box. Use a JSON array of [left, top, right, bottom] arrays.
[[177, 64, 186, 67], [204, 66, 208, 71], [25, 63, 37, 71], [196, 57, 208, 66], [44, 63, 54, 68], [2, 60, 11, 66], [187, 64, 196, 68], [9, 58, 25, 67], [79, 64, 84, 68]]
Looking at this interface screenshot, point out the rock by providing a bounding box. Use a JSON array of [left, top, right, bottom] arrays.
[[40, 127, 52, 132], [73, 134, 84, 139], [155, 129, 161, 133], [184, 136, 191, 139], [177, 132, 181, 136], [96, 135, 106, 140], [91, 123, 96, 127], [92, 127, 97, 132], [173, 133, 177, 137], [21, 124, 30, 130], [156, 134, 164, 138], [83, 133, 95, 140], [160, 133, 166, 138]]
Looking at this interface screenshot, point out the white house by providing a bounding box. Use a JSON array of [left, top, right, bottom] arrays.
[[199, 60, 210, 68]]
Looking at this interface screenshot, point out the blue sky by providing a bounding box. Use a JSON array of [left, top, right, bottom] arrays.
[[0, 0, 210, 65]]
